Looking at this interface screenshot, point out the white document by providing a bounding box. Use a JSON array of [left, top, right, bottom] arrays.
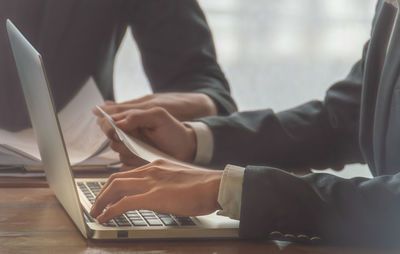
[[0, 77, 119, 166], [96, 106, 204, 169]]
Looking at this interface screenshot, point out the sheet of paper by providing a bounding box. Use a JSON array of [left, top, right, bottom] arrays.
[[96, 107, 205, 169], [57, 77, 109, 164], [0, 77, 114, 165]]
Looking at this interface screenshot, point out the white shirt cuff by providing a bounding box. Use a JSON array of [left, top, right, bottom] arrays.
[[184, 121, 214, 165], [217, 164, 245, 220]]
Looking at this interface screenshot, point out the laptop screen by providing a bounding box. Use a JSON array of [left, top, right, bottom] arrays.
[[6, 19, 88, 238]]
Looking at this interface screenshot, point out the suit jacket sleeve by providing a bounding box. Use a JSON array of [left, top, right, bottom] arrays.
[[198, 41, 368, 170], [240, 166, 400, 247], [127, 0, 237, 115]]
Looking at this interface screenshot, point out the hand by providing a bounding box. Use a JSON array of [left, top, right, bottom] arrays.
[[93, 92, 217, 121], [96, 107, 197, 163], [90, 159, 222, 223], [109, 141, 148, 170]]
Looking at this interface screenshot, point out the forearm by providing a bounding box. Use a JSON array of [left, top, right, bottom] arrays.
[[129, 0, 237, 115]]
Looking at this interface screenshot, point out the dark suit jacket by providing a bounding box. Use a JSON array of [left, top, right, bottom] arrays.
[[200, 0, 400, 247], [0, 0, 236, 130]]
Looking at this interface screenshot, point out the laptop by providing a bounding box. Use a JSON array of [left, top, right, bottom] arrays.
[[6, 19, 239, 240]]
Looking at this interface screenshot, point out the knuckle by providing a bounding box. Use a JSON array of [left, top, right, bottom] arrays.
[[152, 159, 166, 166], [114, 105, 124, 113], [152, 107, 167, 115], [143, 94, 154, 100], [104, 206, 117, 218], [109, 172, 121, 181], [109, 178, 121, 189], [106, 175, 116, 186], [126, 111, 137, 120], [119, 196, 131, 207]]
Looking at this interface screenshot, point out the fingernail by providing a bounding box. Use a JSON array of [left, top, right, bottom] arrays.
[[116, 119, 126, 127], [97, 214, 105, 223]]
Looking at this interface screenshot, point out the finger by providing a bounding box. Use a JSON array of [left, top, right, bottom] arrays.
[[116, 107, 169, 132], [120, 164, 133, 172], [97, 117, 119, 141], [92, 107, 103, 117], [92, 101, 116, 116], [96, 162, 153, 198], [109, 141, 147, 166], [110, 111, 129, 122], [119, 94, 154, 105], [105, 100, 116, 105], [109, 140, 132, 156], [119, 158, 148, 171], [100, 104, 142, 115], [97, 194, 153, 223], [90, 178, 149, 218], [119, 154, 149, 168]]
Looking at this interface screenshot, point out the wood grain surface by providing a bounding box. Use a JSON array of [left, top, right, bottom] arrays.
[[1, 188, 398, 254]]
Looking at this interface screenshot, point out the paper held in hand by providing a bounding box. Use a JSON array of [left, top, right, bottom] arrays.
[[96, 106, 205, 169], [0, 77, 120, 171]]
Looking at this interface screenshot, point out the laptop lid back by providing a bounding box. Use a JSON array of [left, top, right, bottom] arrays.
[[6, 19, 88, 238]]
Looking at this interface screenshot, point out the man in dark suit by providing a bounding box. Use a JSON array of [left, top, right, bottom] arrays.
[[0, 0, 236, 130], [91, 0, 400, 247]]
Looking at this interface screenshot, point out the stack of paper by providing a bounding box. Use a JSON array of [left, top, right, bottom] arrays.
[[0, 78, 120, 171]]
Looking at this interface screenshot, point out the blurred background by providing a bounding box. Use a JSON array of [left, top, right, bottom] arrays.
[[114, 0, 377, 178]]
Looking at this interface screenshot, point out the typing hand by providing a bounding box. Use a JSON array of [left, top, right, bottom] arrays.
[[93, 92, 217, 122], [95, 107, 197, 163], [90, 159, 222, 223]]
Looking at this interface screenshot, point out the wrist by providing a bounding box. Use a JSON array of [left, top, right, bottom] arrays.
[[196, 93, 217, 117], [200, 170, 223, 212], [208, 171, 223, 211], [183, 125, 197, 162]]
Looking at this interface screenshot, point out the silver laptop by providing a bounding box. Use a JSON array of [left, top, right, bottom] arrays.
[[6, 19, 239, 239]]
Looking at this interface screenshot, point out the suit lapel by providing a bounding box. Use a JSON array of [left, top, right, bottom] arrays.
[[373, 5, 400, 170], [360, 2, 397, 174]]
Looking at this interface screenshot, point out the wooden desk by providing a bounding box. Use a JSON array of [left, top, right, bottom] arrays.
[[0, 188, 397, 254]]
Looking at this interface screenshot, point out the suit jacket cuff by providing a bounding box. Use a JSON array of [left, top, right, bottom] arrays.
[[217, 164, 245, 220]]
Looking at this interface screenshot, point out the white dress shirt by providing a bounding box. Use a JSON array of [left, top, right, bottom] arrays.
[[185, 121, 244, 220]]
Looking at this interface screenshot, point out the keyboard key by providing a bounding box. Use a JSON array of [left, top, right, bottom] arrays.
[[87, 182, 101, 188], [139, 210, 153, 214], [157, 213, 171, 218], [84, 213, 94, 223], [129, 216, 145, 221], [131, 220, 147, 226], [142, 214, 157, 219], [114, 215, 131, 227], [103, 221, 117, 227], [87, 182, 102, 195], [160, 217, 178, 226], [126, 211, 140, 216], [174, 216, 196, 226], [145, 219, 163, 226]]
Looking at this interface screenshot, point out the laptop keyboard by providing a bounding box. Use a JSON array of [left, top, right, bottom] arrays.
[[77, 181, 196, 228]]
